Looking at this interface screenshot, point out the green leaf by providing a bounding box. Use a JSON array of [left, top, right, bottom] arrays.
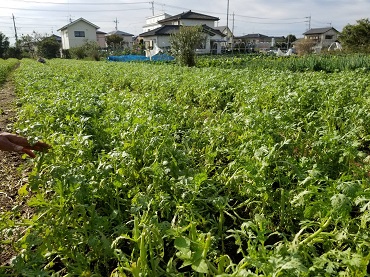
[[175, 237, 192, 260], [18, 184, 29, 197], [191, 258, 209, 274], [174, 237, 191, 252]]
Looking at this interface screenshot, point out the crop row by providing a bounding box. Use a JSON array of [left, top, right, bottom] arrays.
[[2, 58, 370, 276], [197, 53, 370, 72]]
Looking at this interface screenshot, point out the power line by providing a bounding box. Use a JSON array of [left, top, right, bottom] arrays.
[[7, 0, 149, 5], [0, 6, 150, 12], [234, 14, 305, 20], [234, 19, 307, 25], [153, 2, 306, 22]]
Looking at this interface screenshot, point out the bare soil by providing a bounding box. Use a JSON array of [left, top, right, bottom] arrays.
[[0, 79, 33, 266]]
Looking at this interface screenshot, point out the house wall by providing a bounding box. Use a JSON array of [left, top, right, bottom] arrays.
[[319, 29, 338, 47], [96, 33, 106, 48], [122, 36, 134, 48], [143, 33, 222, 54], [197, 34, 224, 54], [304, 29, 338, 48], [62, 21, 98, 49], [175, 19, 215, 28], [60, 30, 70, 49], [143, 35, 171, 50], [143, 13, 171, 32]]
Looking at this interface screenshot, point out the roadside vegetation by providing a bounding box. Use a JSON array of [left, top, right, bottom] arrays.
[[0, 56, 369, 276]]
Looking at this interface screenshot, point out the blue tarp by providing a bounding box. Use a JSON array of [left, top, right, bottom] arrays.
[[107, 54, 174, 62]]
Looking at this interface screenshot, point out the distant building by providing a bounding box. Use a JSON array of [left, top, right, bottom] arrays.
[[139, 10, 226, 54], [105, 30, 134, 48], [49, 34, 62, 44], [157, 10, 219, 27], [234, 33, 285, 51], [143, 13, 172, 33], [303, 27, 339, 52], [96, 31, 107, 48], [213, 26, 233, 47]]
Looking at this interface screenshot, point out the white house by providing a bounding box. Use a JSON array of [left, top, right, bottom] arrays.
[[143, 13, 172, 33], [157, 10, 219, 28], [58, 18, 100, 49], [139, 10, 226, 54]]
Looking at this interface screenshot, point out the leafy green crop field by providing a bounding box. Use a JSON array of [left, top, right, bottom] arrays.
[[1, 57, 370, 276], [0, 59, 18, 85], [197, 53, 370, 72]]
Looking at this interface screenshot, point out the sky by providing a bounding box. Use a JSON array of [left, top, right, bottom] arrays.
[[1, 0, 369, 45]]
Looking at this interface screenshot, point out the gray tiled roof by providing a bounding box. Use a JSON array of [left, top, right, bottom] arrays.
[[58, 18, 99, 31], [303, 27, 338, 35], [139, 25, 180, 37], [157, 10, 219, 24], [106, 30, 134, 36]]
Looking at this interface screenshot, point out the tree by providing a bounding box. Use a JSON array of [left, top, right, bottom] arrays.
[[286, 34, 297, 49], [106, 34, 123, 48], [19, 34, 36, 57], [0, 32, 10, 58], [69, 40, 100, 60], [170, 25, 205, 67], [294, 39, 316, 56], [339, 18, 370, 53], [5, 47, 22, 59], [37, 36, 60, 58], [19, 31, 50, 58]]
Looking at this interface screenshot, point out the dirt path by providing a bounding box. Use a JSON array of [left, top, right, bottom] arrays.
[[0, 79, 32, 265]]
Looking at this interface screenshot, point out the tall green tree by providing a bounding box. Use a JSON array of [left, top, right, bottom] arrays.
[[106, 34, 123, 48], [37, 36, 61, 58], [286, 34, 297, 49], [0, 32, 10, 58], [170, 25, 205, 67], [339, 18, 370, 53]]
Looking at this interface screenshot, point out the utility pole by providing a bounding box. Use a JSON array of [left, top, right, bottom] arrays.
[[226, 0, 229, 48], [305, 15, 311, 30], [151, 1, 154, 16], [12, 14, 18, 45], [232, 12, 235, 53], [114, 18, 119, 31]]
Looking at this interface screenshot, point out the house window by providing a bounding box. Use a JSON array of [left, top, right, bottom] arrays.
[[74, 31, 85, 37], [325, 35, 333, 39]]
